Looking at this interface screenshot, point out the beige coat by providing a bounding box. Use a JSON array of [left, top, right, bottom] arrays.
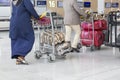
[[63, 0, 86, 25]]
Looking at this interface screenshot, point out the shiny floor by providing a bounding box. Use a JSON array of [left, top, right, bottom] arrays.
[[1, 31, 120, 80]]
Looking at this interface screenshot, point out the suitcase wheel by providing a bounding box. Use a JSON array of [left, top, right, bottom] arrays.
[[97, 46, 101, 50], [90, 46, 95, 51]]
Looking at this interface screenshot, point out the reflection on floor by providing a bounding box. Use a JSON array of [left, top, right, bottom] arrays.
[[1, 31, 120, 80]]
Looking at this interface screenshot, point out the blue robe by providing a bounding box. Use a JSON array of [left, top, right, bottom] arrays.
[[10, 0, 39, 59]]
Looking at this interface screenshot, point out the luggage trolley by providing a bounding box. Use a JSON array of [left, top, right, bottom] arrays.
[[80, 11, 95, 51], [34, 11, 65, 61], [104, 11, 120, 48], [80, 11, 106, 51]]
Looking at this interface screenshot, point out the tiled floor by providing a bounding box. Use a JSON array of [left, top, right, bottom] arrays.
[[1, 31, 120, 80]]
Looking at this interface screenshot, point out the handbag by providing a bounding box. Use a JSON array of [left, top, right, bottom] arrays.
[[40, 30, 65, 45]]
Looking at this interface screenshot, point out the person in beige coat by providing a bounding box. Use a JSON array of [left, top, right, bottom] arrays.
[[63, 0, 88, 52]]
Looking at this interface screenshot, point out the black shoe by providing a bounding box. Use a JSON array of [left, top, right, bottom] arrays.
[[70, 47, 80, 52], [77, 43, 82, 49]]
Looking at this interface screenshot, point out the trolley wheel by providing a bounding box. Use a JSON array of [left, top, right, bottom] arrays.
[[60, 54, 66, 59], [56, 54, 66, 59], [77, 43, 82, 49], [62, 50, 70, 55], [97, 46, 101, 50], [90, 46, 95, 51], [47, 54, 56, 62], [34, 51, 42, 59]]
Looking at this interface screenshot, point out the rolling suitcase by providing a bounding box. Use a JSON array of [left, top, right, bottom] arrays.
[[94, 20, 107, 30], [80, 30, 104, 47], [81, 21, 92, 30], [81, 20, 107, 30]]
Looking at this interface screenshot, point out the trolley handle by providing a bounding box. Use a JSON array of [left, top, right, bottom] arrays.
[[46, 12, 57, 17]]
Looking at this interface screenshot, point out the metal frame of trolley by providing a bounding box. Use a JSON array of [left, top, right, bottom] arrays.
[[34, 11, 65, 62], [80, 10, 95, 51]]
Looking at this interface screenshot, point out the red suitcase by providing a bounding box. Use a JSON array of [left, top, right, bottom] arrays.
[[81, 20, 107, 30], [81, 21, 92, 30], [94, 20, 107, 30], [80, 30, 104, 47], [101, 20, 107, 30]]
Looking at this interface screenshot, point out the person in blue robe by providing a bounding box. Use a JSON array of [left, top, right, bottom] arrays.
[[10, 0, 40, 65]]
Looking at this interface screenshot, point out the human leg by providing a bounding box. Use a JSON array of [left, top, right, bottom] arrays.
[[71, 25, 81, 52], [65, 25, 72, 42], [62, 25, 72, 49], [11, 33, 35, 65], [11, 39, 28, 65]]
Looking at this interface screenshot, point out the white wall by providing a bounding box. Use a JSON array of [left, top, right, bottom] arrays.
[[98, 0, 104, 13], [0, 7, 11, 19], [0, 7, 11, 30], [34, 0, 47, 15], [0, 0, 106, 18], [78, 0, 105, 13]]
